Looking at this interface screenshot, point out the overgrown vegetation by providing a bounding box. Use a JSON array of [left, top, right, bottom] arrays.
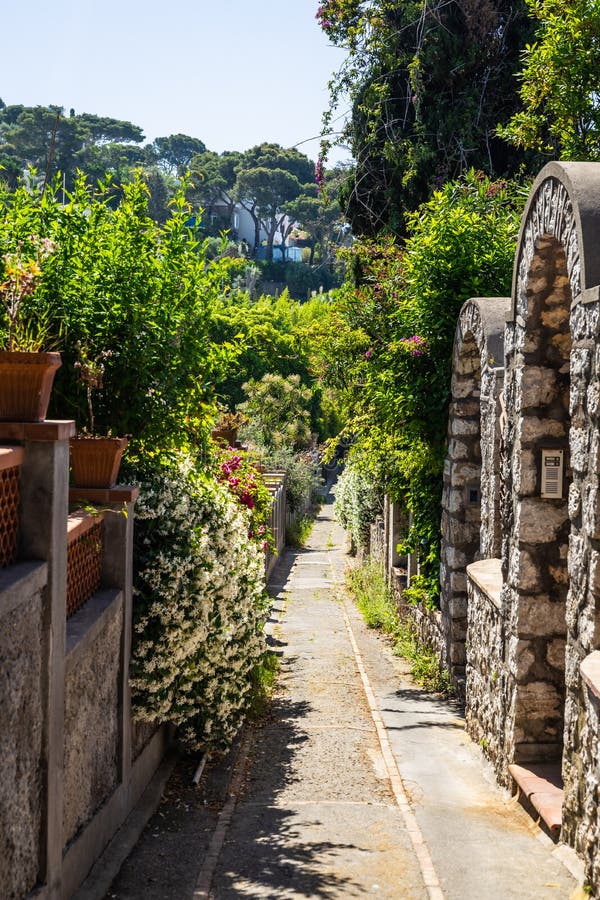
[[322, 173, 522, 605], [247, 650, 281, 721], [346, 559, 453, 695], [318, 0, 535, 236], [0, 166, 337, 753], [286, 514, 316, 548]]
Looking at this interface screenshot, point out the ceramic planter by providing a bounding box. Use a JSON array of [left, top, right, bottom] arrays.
[[69, 436, 128, 488], [0, 351, 62, 422], [211, 427, 238, 446]]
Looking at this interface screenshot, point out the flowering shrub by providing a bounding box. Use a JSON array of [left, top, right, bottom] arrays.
[[215, 446, 275, 552], [126, 452, 268, 751], [334, 463, 382, 552], [398, 335, 428, 357]]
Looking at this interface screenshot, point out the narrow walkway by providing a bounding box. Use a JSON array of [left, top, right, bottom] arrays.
[[104, 486, 582, 899]]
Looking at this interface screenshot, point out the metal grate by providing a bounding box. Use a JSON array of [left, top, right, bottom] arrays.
[[0, 465, 20, 568], [66, 520, 103, 618]]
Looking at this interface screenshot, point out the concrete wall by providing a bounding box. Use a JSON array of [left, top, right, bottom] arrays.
[[0, 562, 46, 899], [0, 425, 169, 900], [63, 591, 123, 847]]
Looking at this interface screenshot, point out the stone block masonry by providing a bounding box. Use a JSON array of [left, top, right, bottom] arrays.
[[377, 161, 600, 894], [440, 297, 510, 695]]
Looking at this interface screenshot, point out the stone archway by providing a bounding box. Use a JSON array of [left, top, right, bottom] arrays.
[[440, 297, 510, 693], [501, 164, 600, 853]]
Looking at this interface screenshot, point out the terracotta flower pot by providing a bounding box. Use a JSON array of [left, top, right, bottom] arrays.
[[211, 427, 238, 446], [0, 351, 62, 422], [69, 436, 128, 488]]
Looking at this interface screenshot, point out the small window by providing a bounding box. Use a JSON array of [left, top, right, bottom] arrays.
[[466, 481, 480, 506]]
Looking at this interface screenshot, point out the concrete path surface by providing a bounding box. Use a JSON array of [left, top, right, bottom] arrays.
[[102, 485, 584, 900]]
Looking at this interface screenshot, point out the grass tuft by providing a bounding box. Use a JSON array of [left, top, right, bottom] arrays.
[[346, 559, 453, 697], [247, 650, 280, 721], [286, 515, 315, 548]]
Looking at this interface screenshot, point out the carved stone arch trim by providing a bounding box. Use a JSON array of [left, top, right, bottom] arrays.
[[509, 161, 600, 323], [440, 296, 510, 693]]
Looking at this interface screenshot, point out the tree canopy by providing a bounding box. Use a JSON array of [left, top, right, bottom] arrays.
[[319, 0, 535, 235], [499, 0, 600, 159]]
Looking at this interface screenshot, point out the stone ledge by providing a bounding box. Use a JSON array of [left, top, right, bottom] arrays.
[[0, 560, 47, 620], [0, 420, 76, 441], [582, 284, 600, 305], [69, 486, 140, 505], [0, 445, 24, 470], [581, 651, 600, 701], [66, 588, 122, 666], [466, 558, 503, 609]]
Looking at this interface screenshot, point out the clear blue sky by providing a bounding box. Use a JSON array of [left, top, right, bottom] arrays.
[[0, 0, 349, 164]]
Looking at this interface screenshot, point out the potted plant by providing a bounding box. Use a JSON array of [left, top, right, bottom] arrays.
[[69, 344, 127, 488], [211, 410, 247, 447], [0, 239, 61, 422]]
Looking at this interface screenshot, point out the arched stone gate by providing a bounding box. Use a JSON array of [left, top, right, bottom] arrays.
[[440, 297, 509, 692], [503, 163, 600, 857], [463, 162, 600, 885]]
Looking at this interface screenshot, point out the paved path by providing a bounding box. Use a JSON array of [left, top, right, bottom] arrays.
[[104, 486, 583, 899]]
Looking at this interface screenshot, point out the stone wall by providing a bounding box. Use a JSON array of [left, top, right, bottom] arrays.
[[0, 564, 46, 899], [501, 163, 600, 891], [440, 297, 509, 692], [63, 592, 123, 846], [465, 560, 509, 782], [349, 162, 600, 891], [578, 654, 600, 886]]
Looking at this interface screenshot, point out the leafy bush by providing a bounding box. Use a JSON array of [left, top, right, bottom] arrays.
[[259, 446, 322, 514], [347, 558, 399, 633], [125, 452, 268, 751], [334, 463, 382, 552], [323, 172, 522, 595], [240, 373, 313, 451], [0, 173, 238, 447]]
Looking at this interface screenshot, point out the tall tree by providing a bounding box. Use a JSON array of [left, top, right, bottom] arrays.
[[187, 151, 242, 232], [284, 171, 348, 265], [498, 0, 600, 159], [320, 0, 534, 236], [233, 144, 314, 259], [0, 103, 145, 189], [150, 134, 207, 175]]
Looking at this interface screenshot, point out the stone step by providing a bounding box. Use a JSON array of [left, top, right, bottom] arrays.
[[508, 762, 563, 836]]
